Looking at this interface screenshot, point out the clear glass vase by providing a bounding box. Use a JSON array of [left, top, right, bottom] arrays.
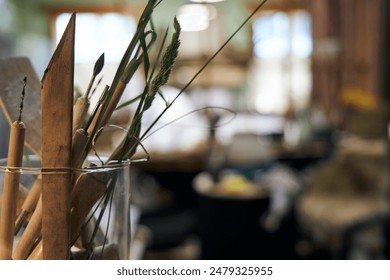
[[0, 155, 132, 260]]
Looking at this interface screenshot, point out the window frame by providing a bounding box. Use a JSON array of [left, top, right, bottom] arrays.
[[245, 2, 313, 115], [44, 3, 144, 47]]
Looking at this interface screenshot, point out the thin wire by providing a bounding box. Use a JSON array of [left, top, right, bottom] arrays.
[[18, 76, 27, 122], [142, 106, 237, 141], [139, 0, 269, 141]]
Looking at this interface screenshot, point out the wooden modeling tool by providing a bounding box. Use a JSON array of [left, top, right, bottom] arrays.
[[12, 196, 42, 260], [40, 13, 75, 259], [0, 184, 29, 219], [0, 78, 27, 259], [14, 176, 42, 234], [0, 60, 42, 235], [0, 58, 41, 157], [69, 172, 108, 246], [72, 53, 104, 135], [70, 129, 90, 169]]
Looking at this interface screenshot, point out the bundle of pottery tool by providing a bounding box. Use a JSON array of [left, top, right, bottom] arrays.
[[0, 0, 182, 260]]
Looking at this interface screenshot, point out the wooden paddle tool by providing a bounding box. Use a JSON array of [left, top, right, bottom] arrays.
[[40, 13, 75, 260]]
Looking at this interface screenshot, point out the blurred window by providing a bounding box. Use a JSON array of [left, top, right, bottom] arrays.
[[56, 13, 136, 64], [54, 12, 140, 106], [248, 10, 313, 114]]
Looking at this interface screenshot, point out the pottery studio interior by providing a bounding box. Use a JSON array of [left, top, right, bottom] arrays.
[[0, 0, 389, 260]]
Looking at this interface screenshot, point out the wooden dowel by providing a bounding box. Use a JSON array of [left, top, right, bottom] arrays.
[[72, 53, 104, 136], [26, 240, 43, 260], [0, 120, 26, 260], [72, 97, 89, 135], [12, 196, 42, 260], [71, 128, 90, 169], [86, 85, 109, 135], [69, 172, 108, 246], [99, 81, 126, 129], [14, 176, 42, 234], [0, 184, 28, 221], [87, 81, 126, 137]]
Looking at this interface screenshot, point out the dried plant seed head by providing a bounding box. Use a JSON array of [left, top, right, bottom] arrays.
[[147, 18, 181, 101], [173, 17, 181, 39]]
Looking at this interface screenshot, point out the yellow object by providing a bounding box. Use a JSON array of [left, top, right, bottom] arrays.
[[219, 174, 252, 195], [341, 87, 378, 111]]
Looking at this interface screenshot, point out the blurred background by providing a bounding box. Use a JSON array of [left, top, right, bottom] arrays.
[[0, 0, 389, 260]]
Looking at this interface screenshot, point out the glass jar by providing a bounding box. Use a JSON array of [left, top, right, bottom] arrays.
[[0, 155, 132, 260]]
